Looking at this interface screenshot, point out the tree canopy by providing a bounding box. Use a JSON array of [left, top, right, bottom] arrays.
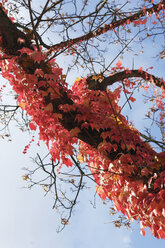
[[0, 0, 164, 238]]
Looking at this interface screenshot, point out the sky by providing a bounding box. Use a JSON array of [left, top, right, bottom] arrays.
[[0, 125, 165, 248], [0, 0, 165, 248]]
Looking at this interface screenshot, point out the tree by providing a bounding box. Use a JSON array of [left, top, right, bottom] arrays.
[[0, 0, 164, 238]]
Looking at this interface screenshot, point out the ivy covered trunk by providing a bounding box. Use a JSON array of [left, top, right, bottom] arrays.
[[0, 2, 164, 238]]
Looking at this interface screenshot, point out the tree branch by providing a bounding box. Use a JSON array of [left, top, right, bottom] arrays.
[[50, 2, 165, 52], [0, 6, 32, 54], [87, 70, 165, 90]]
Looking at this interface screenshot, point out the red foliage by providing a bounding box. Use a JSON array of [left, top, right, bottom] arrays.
[[0, 47, 164, 238], [0, 1, 164, 238], [29, 122, 37, 131]]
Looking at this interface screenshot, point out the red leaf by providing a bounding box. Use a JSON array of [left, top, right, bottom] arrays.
[[158, 228, 165, 239], [96, 185, 107, 200], [29, 122, 37, 131], [140, 228, 146, 236], [116, 60, 122, 69], [129, 96, 136, 102]]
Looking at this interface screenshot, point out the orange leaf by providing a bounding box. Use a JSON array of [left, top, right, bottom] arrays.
[[70, 127, 80, 137], [129, 97, 136, 102], [140, 228, 146, 236], [45, 103, 53, 112]]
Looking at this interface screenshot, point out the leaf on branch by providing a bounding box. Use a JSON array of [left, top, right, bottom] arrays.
[[29, 122, 37, 131], [129, 97, 136, 102], [61, 218, 69, 225], [70, 127, 80, 137], [96, 185, 107, 200], [116, 60, 122, 69], [45, 103, 53, 112]]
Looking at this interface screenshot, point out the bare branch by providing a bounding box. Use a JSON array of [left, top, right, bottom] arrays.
[[50, 2, 165, 52]]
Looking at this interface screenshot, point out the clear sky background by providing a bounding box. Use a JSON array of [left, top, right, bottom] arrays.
[[0, 127, 165, 248], [0, 0, 165, 247]]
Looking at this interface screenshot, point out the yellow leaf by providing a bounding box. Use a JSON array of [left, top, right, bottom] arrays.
[[92, 74, 104, 81], [110, 115, 122, 125], [113, 175, 119, 180], [74, 77, 81, 84], [22, 174, 29, 181], [19, 101, 26, 110], [108, 192, 111, 197], [77, 154, 85, 163]]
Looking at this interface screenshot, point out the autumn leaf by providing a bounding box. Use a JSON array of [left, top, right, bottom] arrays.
[[70, 127, 80, 137], [45, 103, 53, 112], [22, 174, 30, 181], [77, 154, 85, 163], [29, 122, 37, 131], [140, 228, 146, 236], [61, 218, 69, 225], [96, 185, 107, 200], [116, 59, 122, 69], [129, 96, 136, 102]]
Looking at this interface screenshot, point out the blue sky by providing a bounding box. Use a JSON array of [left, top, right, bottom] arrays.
[[0, 0, 165, 247], [0, 126, 165, 248]]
